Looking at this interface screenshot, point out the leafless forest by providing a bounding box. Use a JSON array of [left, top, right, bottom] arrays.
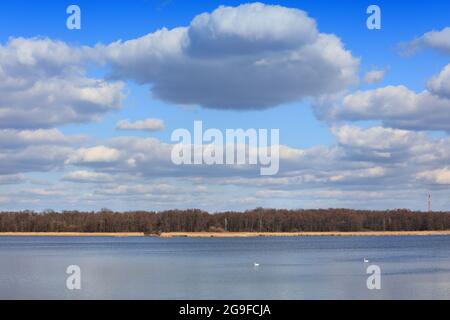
[[1, 208, 450, 233]]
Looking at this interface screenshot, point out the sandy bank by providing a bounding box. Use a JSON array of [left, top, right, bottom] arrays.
[[158, 231, 450, 238], [1, 231, 450, 237], [0, 232, 146, 237]]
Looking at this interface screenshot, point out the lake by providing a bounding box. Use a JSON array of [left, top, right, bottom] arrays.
[[0, 236, 449, 300]]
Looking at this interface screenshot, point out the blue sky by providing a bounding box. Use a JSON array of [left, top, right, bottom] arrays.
[[1, 1, 450, 211]]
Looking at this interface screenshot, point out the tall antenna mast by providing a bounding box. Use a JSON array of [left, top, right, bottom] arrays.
[[428, 193, 432, 212]]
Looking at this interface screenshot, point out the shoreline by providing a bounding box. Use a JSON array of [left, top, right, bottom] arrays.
[[1, 231, 450, 237], [0, 232, 146, 237], [159, 231, 450, 238]]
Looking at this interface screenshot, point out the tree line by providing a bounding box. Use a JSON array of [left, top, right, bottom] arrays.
[[0, 208, 450, 233]]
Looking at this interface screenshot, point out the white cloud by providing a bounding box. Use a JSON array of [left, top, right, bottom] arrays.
[[333, 125, 425, 151], [0, 129, 77, 175], [22, 188, 66, 197], [427, 64, 450, 99], [421, 27, 450, 53], [3, 125, 450, 210], [94, 184, 177, 196], [63, 126, 424, 189], [0, 37, 125, 129], [66, 146, 121, 164], [336, 77, 450, 131], [0, 174, 27, 185], [0, 145, 72, 175], [0, 128, 84, 149], [364, 69, 385, 84], [186, 3, 318, 57], [403, 27, 450, 55], [329, 167, 387, 182], [103, 3, 359, 110], [341, 85, 417, 119], [116, 118, 165, 132], [63, 171, 113, 183], [417, 167, 450, 185]]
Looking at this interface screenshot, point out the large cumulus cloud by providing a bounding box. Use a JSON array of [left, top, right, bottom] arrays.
[[102, 3, 359, 110], [0, 37, 125, 129]]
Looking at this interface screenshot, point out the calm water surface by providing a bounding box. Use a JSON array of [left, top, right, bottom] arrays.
[[0, 236, 449, 299]]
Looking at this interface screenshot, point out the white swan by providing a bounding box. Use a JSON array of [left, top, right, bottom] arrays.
[[364, 258, 370, 263]]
